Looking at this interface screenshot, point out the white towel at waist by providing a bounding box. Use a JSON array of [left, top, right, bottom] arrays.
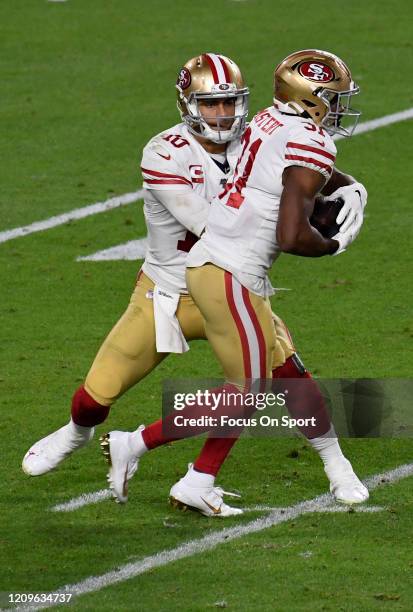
[[153, 285, 189, 353]]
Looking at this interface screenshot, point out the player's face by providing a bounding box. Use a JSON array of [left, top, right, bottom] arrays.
[[198, 98, 236, 130], [325, 92, 344, 127], [329, 93, 340, 112]]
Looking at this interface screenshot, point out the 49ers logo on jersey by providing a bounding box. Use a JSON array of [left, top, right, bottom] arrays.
[[177, 68, 191, 89], [298, 62, 334, 83]]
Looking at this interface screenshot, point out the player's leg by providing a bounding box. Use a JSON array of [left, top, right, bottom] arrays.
[[176, 292, 207, 341], [183, 310, 328, 502], [104, 283, 253, 513], [271, 312, 332, 438], [142, 266, 275, 448], [22, 273, 167, 476], [100, 289, 209, 503], [101, 267, 276, 513], [167, 265, 275, 516], [271, 312, 368, 504]]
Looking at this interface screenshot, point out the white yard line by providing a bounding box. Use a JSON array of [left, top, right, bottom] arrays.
[[50, 489, 113, 512], [1, 107, 412, 248], [333, 107, 413, 141], [17, 462, 411, 612], [50, 492, 384, 515], [247, 504, 384, 514], [0, 190, 144, 245], [314, 504, 383, 513]]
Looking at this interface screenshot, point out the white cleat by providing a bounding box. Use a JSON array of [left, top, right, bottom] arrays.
[[22, 422, 94, 476], [169, 479, 243, 518], [100, 426, 144, 504], [325, 458, 369, 505]]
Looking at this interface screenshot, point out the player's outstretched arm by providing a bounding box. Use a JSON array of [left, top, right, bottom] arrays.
[[277, 165, 339, 257], [153, 189, 209, 237]]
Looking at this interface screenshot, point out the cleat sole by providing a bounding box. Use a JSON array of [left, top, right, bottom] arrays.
[[169, 496, 189, 512], [100, 434, 112, 466], [169, 494, 241, 518]]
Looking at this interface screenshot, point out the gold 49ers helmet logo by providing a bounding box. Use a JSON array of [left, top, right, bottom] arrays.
[[298, 61, 334, 82], [177, 67, 191, 89]]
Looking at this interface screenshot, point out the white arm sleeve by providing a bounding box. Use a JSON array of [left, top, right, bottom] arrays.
[[151, 189, 209, 237]]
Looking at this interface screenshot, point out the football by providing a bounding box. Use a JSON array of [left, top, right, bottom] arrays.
[[310, 196, 344, 239]]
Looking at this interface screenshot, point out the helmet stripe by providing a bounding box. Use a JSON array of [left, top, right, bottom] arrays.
[[205, 53, 230, 84], [204, 53, 220, 84], [218, 55, 231, 82]]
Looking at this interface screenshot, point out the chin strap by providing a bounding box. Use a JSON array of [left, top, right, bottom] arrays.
[[184, 116, 238, 144]]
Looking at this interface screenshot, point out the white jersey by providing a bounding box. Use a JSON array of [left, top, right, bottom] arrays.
[[141, 122, 240, 293], [188, 105, 337, 296]]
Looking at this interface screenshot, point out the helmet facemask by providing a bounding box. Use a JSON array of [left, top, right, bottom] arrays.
[[177, 84, 249, 143], [317, 86, 361, 137]]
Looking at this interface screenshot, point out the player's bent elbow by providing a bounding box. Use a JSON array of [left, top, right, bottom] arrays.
[[278, 239, 296, 253], [276, 227, 300, 253]]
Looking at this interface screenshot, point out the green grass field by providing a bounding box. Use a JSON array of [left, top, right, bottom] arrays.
[[1, 1, 412, 610]]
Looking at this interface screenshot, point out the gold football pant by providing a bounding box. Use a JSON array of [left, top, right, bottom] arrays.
[[186, 264, 284, 384], [84, 271, 294, 406]]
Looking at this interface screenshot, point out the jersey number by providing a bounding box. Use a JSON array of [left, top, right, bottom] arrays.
[[303, 124, 326, 136], [223, 127, 262, 209], [162, 134, 190, 148], [177, 231, 198, 253]]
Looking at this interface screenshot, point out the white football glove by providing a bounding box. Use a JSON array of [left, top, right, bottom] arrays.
[[333, 182, 368, 233], [331, 220, 362, 255], [329, 182, 367, 255]]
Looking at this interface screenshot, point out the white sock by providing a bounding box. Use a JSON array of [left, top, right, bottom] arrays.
[[182, 465, 215, 488], [309, 425, 346, 467], [69, 419, 93, 439], [130, 427, 148, 458]]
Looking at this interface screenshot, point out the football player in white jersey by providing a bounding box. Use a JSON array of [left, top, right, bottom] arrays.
[[98, 51, 368, 516], [21, 54, 247, 478], [183, 48, 369, 505], [22, 51, 366, 516]]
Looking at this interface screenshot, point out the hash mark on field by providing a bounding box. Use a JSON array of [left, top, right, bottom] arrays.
[[16, 462, 413, 611], [1, 108, 412, 248], [76, 238, 148, 261]]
